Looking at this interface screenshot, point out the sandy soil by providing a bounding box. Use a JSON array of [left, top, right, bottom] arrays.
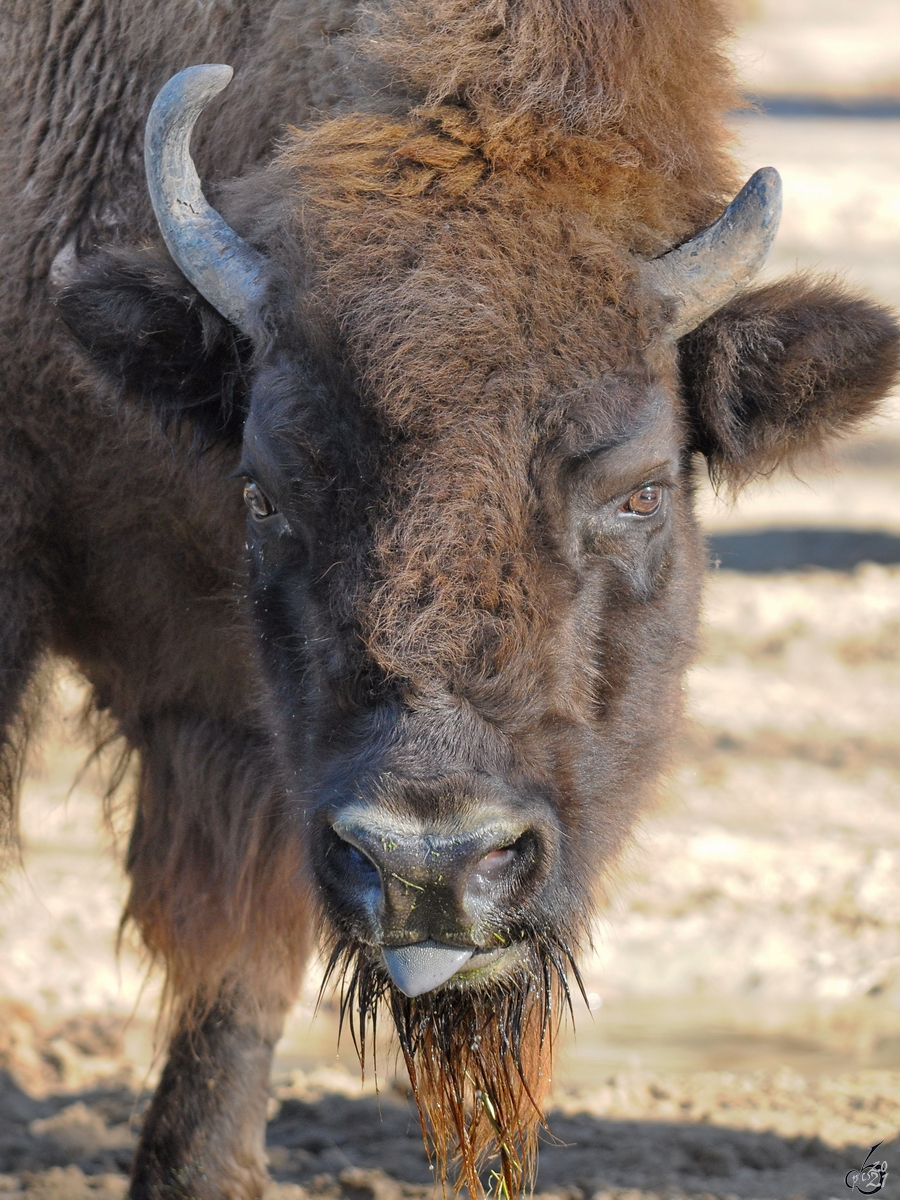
[[2, 1053, 900, 1200], [2, 7, 900, 1197]]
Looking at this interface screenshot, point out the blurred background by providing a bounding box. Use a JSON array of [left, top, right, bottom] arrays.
[[2, 2, 899, 1196]]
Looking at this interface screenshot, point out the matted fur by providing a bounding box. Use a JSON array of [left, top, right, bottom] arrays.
[[240, 131, 679, 692], [223, 0, 746, 693], [351, 0, 743, 244], [325, 937, 582, 1195], [123, 713, 313, 1010]]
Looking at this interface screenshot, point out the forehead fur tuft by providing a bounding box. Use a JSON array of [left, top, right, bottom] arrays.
[[335, 0, 741, 248], [224, 0, 741, 693]]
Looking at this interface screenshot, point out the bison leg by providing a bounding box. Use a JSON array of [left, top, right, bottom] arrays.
[[123, 713, 311, 1199], [0, 437, 55, 856], [0, 583, 45, 854], [131, 985, 287, 1200]]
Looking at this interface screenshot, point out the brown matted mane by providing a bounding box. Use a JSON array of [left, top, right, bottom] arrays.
[[349, 0, 743, 240]]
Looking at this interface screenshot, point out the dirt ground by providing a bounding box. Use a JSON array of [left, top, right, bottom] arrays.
[[2, 1051, 900, 1200], [2, 2, 900, 1196]]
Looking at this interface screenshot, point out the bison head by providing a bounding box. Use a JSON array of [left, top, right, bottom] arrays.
[[58, 64, 900, 1194]]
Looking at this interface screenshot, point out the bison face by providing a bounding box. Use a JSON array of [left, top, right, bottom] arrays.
[[227, 333, 706, 1188], [57, 64, 900, 1194], [236, 350, 697, 983]]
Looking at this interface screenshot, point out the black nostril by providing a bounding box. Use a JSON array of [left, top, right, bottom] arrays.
[[319, 826, 385, 933], [472, 845, 517, 881], [466, 832, 536, 898], [345, 843, 371, 869], [347, 843, 378, 873], [328, 830, 381, 886]]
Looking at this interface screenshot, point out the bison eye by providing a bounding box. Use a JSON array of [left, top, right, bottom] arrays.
[[243, 480, 276, 520], [621, 484, 662, 517]]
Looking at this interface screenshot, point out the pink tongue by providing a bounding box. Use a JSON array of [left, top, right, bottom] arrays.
[[382, 941, 476, 997]]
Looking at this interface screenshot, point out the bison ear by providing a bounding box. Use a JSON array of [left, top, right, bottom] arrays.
[[56, 245, 250, 444], [679, 277, 900, 487]]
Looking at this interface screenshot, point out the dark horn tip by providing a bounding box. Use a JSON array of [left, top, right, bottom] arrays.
[[753, 165, 781, 187], [738, 166, 783, 221], [153, 63, 234, 107]]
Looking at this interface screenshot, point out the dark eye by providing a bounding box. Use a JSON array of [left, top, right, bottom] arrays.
[[621, 484, 662, 516], [243, 480, 276, 520]]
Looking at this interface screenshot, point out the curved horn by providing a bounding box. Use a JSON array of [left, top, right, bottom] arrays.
[[644, 167, 783, 339], [145, 64, 267, 336]]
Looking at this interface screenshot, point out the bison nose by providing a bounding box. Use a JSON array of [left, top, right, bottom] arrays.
[[328, 811, 536, 954]]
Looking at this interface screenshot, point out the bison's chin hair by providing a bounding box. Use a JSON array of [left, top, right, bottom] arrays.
[[322, 936, 583, 1198]]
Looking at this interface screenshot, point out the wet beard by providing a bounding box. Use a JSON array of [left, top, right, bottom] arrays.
[[323, 938, 582, 1198]]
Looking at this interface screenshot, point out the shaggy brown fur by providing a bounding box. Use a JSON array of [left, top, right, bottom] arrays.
[[2, 0, 899, 1196], [125, 713, 313, 1008], [238, 123, 683, 693], [327, 938, 579, 1197], [680, 276, 900, 487], [352, 0, 743, 224]]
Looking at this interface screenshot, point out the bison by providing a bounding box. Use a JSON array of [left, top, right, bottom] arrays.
[[1, 0, 897, 1195]]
